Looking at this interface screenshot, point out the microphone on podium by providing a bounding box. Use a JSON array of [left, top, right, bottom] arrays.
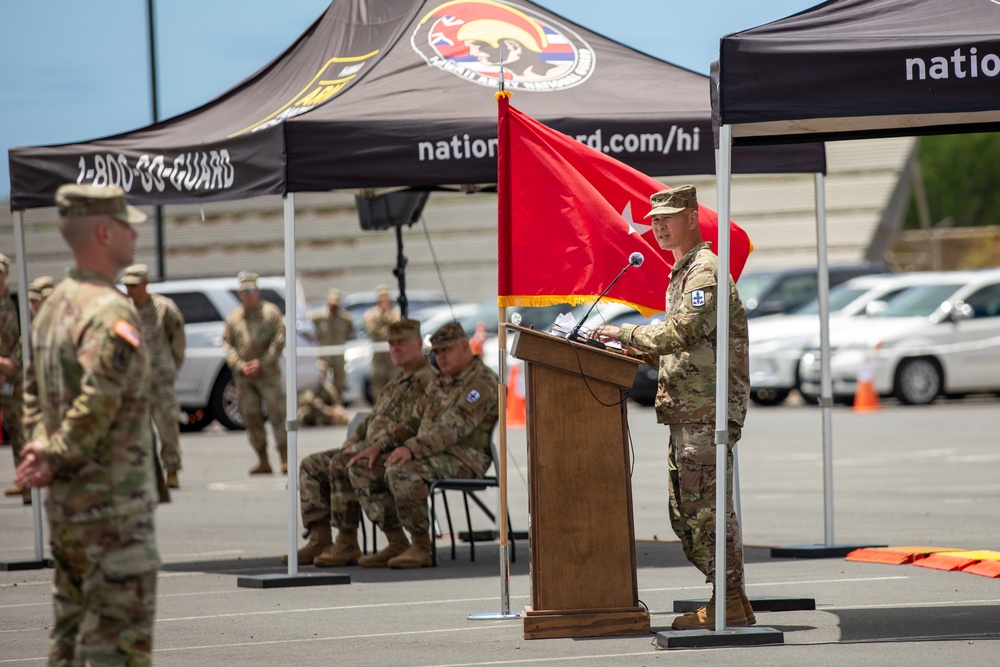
[[567, 252, 644, 344]]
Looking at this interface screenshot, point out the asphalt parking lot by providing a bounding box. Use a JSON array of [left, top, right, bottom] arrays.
[[2, 398, 998, 666]]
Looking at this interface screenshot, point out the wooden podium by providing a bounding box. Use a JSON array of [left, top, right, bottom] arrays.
[[506, 324, 649, 639]]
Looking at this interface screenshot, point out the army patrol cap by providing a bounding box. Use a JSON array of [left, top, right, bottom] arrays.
[[121, 264, 149, 285], [430, 321, 468, 351], [387, 319, 421, 342], [55, 184, 148, 225], [375, 284, 391, 299], [237, 271, 259, 290], [645, 184, 698, 218], [28, 275, 55, 300], [327, 288, 342, 305], [0, 253, 9, 274]]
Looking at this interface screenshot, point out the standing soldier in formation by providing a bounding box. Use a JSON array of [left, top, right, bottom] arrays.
[[363, 284, 400, 402], [348, 322, 499, 569], [0, 254, 27, 504], [310, 288, 353, 403], [286, 319, 433, 567], [16, 184, 158, 665], [123, 264, 187, 489], [592, 185, 753, 630], [222, 272, 288, 475]]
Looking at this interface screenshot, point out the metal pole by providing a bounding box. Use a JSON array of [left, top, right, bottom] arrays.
[[146, 0, 165, 278], [467, 306, 519, 620], [13, 211, 45, 557], [814, 173, 835, 548], [283, 194, 300, 576], [713, 123, 733, 633]]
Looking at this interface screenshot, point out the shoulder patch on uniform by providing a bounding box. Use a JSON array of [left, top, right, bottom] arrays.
[[466, 389, 481, 404], [113, 319, 141, 348], [691, 290, 706, 308]]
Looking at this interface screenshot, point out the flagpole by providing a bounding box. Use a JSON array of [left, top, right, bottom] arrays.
[[468, 72, 518, 622]]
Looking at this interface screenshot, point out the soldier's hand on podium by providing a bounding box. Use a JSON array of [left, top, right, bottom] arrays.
[[590, 325, 621, 344]]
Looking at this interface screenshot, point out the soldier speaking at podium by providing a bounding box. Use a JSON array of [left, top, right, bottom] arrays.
[[591, 185, 753, 630]]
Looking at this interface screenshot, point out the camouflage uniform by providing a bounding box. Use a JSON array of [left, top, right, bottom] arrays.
[[299, 359, 434, 532], [363, 302, 400, 401], [23, 268, 157, 666], [619, 242, 750, 589], [349, 356, 498, 535], [134, 294, 186, 473], [0, 286, 24, 473], [311, 305, 353, 402], [296, 384, 349, 427], [222, 299, 287, 459]]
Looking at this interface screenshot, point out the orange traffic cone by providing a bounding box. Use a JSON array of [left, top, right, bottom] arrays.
[[853, 358, 880, 412], [505, 364, 526, 428]]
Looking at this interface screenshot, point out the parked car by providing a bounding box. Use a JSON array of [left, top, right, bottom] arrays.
[[748, 272, 958, 406], [798, 269, 1000, 405], [737, 263, 886, 319], [147, 276, 320, 431]]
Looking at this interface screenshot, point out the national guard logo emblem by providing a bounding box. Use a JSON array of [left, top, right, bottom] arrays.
[[411, 0, 595, 92], [466, 389, 481, 403], [691, 289, 706, 308]]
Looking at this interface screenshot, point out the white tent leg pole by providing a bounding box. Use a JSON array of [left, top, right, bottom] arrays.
[[713, 123, 734, 633], [13, 210, 44, 560], [814, 173, 835, 548], [284, 193, 300, 576], [468, 306, 519, 620], [733, 447, 742, 528]]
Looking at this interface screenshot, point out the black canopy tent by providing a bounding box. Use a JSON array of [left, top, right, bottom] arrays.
[[8, 0, 825, 208], [6, 0, 827, 583], [718, 0, 1000, 143], [711, 0, 1000, 575]]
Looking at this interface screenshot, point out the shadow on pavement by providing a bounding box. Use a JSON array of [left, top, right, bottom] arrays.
[[159, 540, 777, 583], [829, 605, 1000, 644]]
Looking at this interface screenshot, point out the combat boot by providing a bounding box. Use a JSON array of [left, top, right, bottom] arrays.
[[313, 530, 362, 567], [166, 471, 180, 489], [358, 529, 411, 568], [671, 590, 748, 630], [279, 449, 288, 475], [4, 484, 23, 497], [739, 588, 756, 626], [388, 532, 433, 569], [282, 523, 333, 565], [249, 451, 272, 475]]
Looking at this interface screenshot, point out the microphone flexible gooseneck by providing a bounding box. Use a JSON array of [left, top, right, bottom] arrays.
[[567, 252, 644, 343]]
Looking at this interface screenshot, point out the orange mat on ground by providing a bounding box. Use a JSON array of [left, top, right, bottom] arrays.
[[845, 546, 958, 565], [912, 550, 985, 571], [964, 559, 1000, 579]]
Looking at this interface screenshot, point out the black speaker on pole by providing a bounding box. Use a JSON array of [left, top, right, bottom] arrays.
[[354, 190, 432, 319], [355, 190, 430, 231]]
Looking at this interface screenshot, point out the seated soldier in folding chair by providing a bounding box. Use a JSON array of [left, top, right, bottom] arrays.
[[347, 322, 499, 569], [284, 319, 434, 567]]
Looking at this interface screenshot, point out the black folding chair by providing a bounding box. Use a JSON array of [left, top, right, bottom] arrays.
[[428, 439, 516, 567]]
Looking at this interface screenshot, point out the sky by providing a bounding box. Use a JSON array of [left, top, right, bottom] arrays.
[[0, 0, 821, 200]]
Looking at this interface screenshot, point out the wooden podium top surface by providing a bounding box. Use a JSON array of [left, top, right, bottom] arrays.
[[503, 323, 642, 389]]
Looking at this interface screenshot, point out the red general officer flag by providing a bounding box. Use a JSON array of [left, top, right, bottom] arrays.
[[496, 94, 752, 317]]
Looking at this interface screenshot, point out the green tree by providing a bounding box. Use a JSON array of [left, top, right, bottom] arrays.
[[905, 133, 1000, 229]]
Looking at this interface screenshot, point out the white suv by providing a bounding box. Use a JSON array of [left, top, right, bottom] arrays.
[[147, 277, 320, 431]]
